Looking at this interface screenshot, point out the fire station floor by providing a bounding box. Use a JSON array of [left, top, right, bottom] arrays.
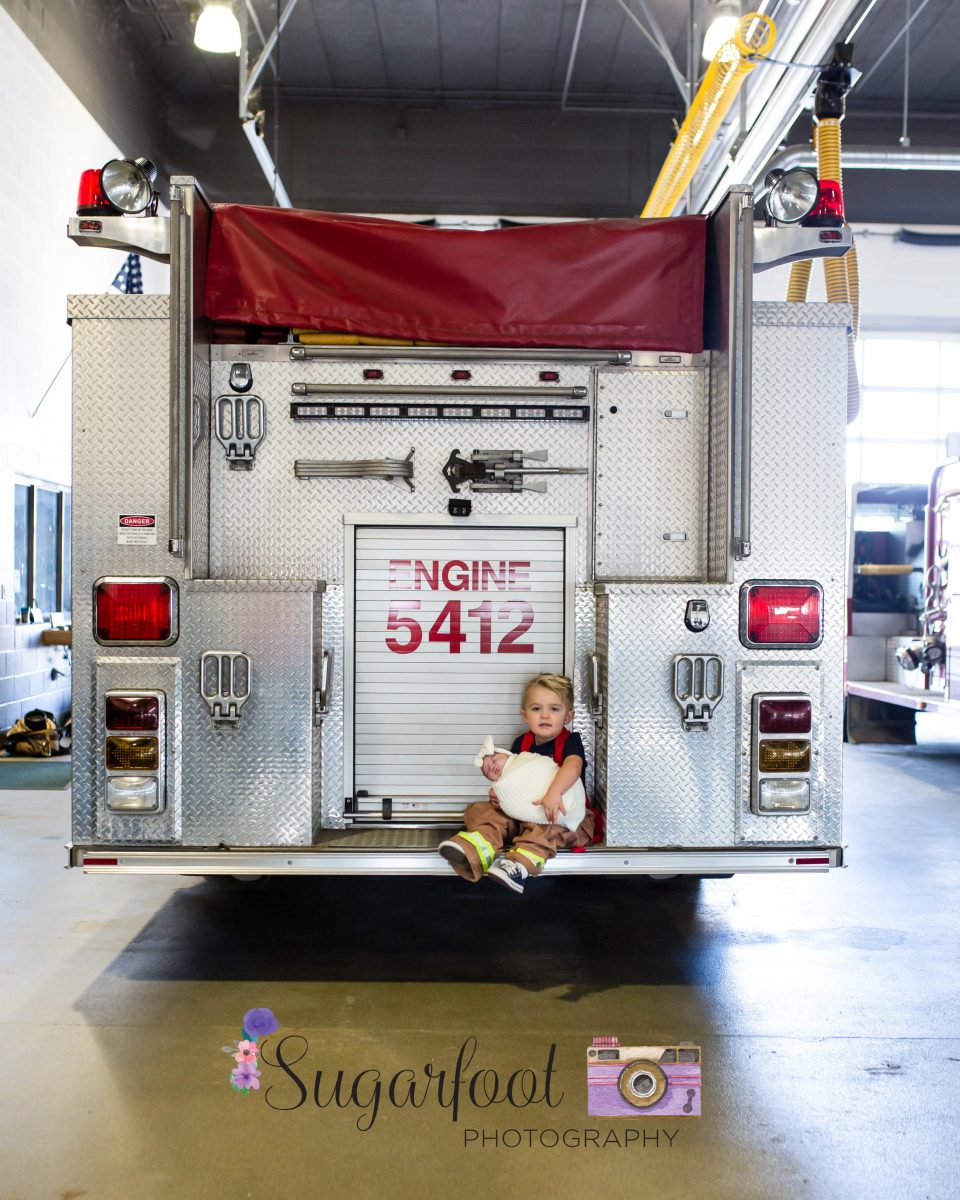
[[2, 728, 959, 1200]]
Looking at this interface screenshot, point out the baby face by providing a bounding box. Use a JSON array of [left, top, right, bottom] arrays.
[[481, 752, 510, 782]]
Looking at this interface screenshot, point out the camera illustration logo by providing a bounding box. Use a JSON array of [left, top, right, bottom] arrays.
[[586, 1036, 701, 1118]]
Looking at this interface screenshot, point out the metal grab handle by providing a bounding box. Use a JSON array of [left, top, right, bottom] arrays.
[[733, 196, 753, 561], [589, 654, 604, 724], [315, 649, 332, 725], [295, 448, 415, 491], [291, 382, 588, 399]]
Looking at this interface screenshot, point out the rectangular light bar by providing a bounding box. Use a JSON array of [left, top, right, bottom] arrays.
[[289, 401, 589, 423]]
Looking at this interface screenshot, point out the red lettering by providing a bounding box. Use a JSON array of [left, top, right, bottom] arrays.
[[441, 560, 470, 591], [507, 562, 530, 591], [414, 560, 439, 590], [389, 560, 412, 589], [468, 600, 492, 654], [480, 561, 506, 590], [428, 601, 467, 652], [498, 601, 534, 653], [386, 601, 422, 653]]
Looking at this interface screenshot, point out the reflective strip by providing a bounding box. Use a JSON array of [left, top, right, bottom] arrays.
[[460, 831, 496, 871], [513, 846, 546, 870]]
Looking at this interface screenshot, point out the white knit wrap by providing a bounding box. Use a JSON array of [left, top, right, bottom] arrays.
[[492, 752, 586, 831]]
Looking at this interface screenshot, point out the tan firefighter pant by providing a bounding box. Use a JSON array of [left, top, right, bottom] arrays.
[[447, 801, 596, 883]]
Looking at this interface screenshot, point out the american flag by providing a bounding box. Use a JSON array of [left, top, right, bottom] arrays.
[[111, 252, 143, 294]]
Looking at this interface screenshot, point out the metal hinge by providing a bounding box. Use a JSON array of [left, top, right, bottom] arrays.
[[200, 651, 252, 727], [673, 654, 723, 732]]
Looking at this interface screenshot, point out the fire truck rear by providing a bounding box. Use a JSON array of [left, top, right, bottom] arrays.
[[66, 173, 850, 877]]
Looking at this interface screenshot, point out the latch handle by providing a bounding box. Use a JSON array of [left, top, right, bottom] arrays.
[[590, 653, 604, 724], [315, 649, 332, 724]]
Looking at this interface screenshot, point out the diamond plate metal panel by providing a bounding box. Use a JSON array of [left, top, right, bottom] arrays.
[[597, 586, 841, 847], [178, 585, 320, 845], [93, 658, 182, 843], [68, 294, 170, 320], [599, 585, 738, 847], [595, 306, 847, 848], [735, 661, 831, 844], [594, 369, 707, 580], [208, 359, 593, 582], [753, 301, 849, 328], [71, 307, 176, 844], [319, 585, 346, 828]]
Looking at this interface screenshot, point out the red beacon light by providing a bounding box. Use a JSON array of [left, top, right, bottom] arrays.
[[803, 179, 845, 228], [76, 157, 159, 217]]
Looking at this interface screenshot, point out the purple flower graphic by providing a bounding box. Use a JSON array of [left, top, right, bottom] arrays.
[[243, 1008, 279, 1039], [223, 1009, 279, 1096], [231, 1062, 262, 1091]]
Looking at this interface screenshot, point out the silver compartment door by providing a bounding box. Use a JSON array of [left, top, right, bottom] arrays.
[[348, 520, 574, 818], [180, 581, 322, 846]]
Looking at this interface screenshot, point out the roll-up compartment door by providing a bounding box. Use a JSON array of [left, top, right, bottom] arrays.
[[350, 523, 571, 818]]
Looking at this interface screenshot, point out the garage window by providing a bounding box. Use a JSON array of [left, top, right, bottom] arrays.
[[847, 335, 960, 488], [14, 481, 71, 619]]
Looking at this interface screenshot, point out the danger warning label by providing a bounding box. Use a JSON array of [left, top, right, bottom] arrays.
[[117, 514, 158, 545]]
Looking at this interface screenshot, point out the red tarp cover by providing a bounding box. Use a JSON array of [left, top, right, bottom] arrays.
[[204, 204, 707, 352]]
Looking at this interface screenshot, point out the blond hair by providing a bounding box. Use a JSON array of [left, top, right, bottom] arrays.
[[522, 673, 574, 710]]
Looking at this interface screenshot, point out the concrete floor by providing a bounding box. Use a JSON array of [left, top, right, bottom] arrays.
[[2, 726, 959, 1200]]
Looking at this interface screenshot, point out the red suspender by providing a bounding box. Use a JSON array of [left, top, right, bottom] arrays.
[[519, 728, 568, 764]]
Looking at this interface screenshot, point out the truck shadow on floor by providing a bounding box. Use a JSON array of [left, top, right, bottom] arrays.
[[100, 874, 725, 997]]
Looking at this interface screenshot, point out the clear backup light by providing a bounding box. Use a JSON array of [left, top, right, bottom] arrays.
[[740, 582, 823, 648], [758, 779, 810, 813], [105, 776, 160, 813], [765, 168, 820, 224], [95, 579, 178, 644]]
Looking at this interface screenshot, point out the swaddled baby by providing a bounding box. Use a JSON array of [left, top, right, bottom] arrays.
[[474, 734, 586, 831]]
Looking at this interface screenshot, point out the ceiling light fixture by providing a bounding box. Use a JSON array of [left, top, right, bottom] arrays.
[[702, 0, 741, 61], [194, 2, 241, 54]]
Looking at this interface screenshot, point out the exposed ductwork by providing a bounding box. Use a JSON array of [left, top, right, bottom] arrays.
[[762, 144, 960, 177]]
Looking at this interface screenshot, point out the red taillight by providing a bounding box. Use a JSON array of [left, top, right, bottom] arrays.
[[76, 168, 111, 216], [95, 579, 177, 643], [742, 582, 822, 647], [539, 370, 560, 382], [363, 368, 384, 380], [803, 179, 844, 227], [758, 698, 812, 734], [105, 695, 160, 730], [451, 369, 472, 381]]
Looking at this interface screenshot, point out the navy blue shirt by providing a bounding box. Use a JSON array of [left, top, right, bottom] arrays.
[[511, 730, 586, 780]]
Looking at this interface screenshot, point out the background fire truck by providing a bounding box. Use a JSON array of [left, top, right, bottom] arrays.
[[845, 435, 960, 743]]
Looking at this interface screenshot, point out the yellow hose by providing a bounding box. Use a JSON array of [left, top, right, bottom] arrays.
[[786, 258, 813, 302], [817, 119, 849, 305], [641, 14, 776, 218]]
